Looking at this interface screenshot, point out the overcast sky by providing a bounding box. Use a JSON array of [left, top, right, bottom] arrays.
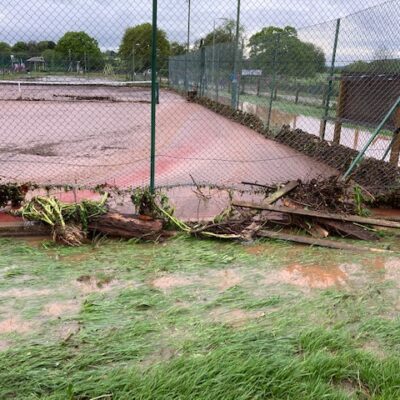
[[0, 0, 398, 63]]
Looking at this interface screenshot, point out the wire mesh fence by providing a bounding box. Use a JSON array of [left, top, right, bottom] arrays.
[[0, 0, 399, 195]]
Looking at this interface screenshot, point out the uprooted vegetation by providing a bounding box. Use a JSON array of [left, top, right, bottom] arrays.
[[16, 195, 109, 246], [2, 178, 400, 251]]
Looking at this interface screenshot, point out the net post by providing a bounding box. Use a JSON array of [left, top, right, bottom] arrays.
[[150, 0, 158, 193], [231, 0, 241, 110], [319, 18, 341, 140], [266, 33, 280, 131]]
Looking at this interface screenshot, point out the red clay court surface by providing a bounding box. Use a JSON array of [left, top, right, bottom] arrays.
[[0, 84, 336, 189]]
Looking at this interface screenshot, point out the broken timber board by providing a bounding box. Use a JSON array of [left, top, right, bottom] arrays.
[[232, 201, 400, 229], [256, 230, 390, 253], [263, 181, 299, 205], [0, 221, 51, 237], [317, 219, 379, 241]]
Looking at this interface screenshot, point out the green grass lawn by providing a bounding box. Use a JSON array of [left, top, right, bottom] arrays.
[[1, 234, 400, 399]]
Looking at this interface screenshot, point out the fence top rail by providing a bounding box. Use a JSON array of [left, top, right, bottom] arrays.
[[0, 80, 153, 87]]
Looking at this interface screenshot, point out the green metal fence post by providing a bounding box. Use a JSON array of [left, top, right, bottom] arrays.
[[231, 0, 241, 109], [150, 0, 158, 193], [200, 44, 206, 96], [266, 33, 280, 131], [184, 0, 191, 92], [320, 18, 340, 140]]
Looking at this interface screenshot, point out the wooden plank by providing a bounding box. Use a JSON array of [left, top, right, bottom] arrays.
[[263, 181, 299, 205], [333, 80, 346, 144], [232, 201, 400, 229], [318, 219, 379, 241], [389, 128, 400, 166], [0, 221, 50, 237], [256, 230, 389, 253]]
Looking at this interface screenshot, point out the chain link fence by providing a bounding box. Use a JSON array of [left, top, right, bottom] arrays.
[[0, 0, 399, 194]]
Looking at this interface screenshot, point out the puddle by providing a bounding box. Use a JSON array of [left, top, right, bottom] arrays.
[[60, 253, 93, 262], [0, 317, 32, 334], [57, 321, 80, 341], [209, 269, 242, 292], [152, 269, 242, 293], [209, 307, 265, 327], [42, 300, 80, 317], [282, 264, 347, 289], [141, 347, 178, 369], [0, 287, 53, 298], [0, 339, 11, 351], [151, 275, 193, 291], [383, 259, 400, 287], [75, 275, 119, 294], [264, 264, 348, 290], [244, 244, 266, 255], [241, 101, 396, 163], [362, 340, 386, 360]]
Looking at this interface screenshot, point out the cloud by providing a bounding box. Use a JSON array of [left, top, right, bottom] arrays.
[[0, 0, 397, 63]]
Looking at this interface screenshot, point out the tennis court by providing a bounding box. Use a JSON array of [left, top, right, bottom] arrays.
[[0, 79, 335, 189]]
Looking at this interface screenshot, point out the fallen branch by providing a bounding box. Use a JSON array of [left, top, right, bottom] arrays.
[[241, 181, 275, 190], [88, 212, 163, 239], [256, 230, 390, 253]]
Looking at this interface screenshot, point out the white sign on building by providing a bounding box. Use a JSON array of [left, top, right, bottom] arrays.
[[241, 69, 263, 76]]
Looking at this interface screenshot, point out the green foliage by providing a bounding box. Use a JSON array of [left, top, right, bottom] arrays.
[[18, 194, 108, 245], [131, 187, 174, 220], [343, 59, 400, 74], [248, 26, 326, 78], [0, 183, 26, 207], [37, 40, 56, 52], [170, 41, 186, 57], [197, 19, 244, 48], [12, 41, 29, 53], [41, 49, 65, 69], [0, 41, 11, 54], [353, 185, 371, 217], [119, 23, 170, 70], [56, 31, 104, 70]]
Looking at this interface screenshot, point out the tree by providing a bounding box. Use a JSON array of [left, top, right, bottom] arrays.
[[56, 31, 103, 70], [119, 23, 170, 71], [12, 41, 29, 54], [170, 42, 186, 57], [248, 26, 326, 78], [0, 42, 11, 54], [343, 59, 400, 74], [37, 41, 56, 52], [194, 19, 244, 49]]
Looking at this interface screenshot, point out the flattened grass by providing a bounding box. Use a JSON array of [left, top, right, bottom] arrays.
[[0, 235, 400, 399]]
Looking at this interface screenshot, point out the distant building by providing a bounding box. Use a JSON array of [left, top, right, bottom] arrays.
[[26, 56, 46, 71]]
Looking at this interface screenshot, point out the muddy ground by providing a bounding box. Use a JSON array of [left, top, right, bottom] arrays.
[[0, 88, 334, 188]]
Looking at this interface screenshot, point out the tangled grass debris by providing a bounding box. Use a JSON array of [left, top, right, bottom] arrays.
[[16, 194, 108, 246]]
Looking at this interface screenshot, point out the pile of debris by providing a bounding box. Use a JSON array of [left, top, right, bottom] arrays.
[[6, 178, 400, 252], [182, 178, 399, 253]]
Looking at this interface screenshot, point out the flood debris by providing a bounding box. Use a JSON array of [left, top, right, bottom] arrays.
[[4, 179, 400, 251], [158, 177, 398, 252]]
